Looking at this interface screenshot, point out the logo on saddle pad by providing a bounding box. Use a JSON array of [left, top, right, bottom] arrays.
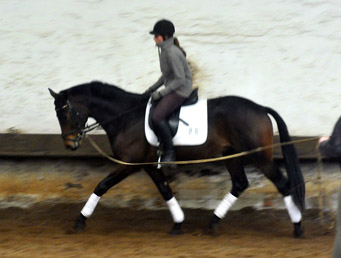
[[144, 98, 208, 146]]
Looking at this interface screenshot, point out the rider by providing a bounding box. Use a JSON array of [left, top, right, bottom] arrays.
[[144, 19, 193, 163]]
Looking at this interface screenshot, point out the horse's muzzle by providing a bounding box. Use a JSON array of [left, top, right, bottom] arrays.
[[64, 137, 82, 151]]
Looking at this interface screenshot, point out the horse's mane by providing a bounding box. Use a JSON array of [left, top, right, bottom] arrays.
[[62, 81, 144, 102]]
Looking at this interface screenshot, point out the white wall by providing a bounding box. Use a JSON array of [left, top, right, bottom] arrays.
[[0, 0, 340, 135]]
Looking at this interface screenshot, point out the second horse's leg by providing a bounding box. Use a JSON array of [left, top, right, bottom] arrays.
[[208, 154, 249, 234], [144, 165, 184, 235]]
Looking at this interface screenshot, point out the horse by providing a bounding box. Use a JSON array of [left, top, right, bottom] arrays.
[[49, 81, 305, 237]]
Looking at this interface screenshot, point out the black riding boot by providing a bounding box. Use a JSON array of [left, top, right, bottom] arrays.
[[155, 120, 176, 164]]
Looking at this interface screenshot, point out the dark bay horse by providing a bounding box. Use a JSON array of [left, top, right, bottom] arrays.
[[49, 81, 305, 237]]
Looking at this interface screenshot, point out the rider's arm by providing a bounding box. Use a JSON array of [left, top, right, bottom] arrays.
[[159, 51, 185, 97]]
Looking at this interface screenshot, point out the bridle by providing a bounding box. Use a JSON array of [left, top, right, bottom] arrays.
[[56, 100, 92, 143], [56, 98, 148, 144]]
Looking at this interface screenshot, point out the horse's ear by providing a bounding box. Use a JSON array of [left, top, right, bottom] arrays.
[[48, 88, 58, 99]]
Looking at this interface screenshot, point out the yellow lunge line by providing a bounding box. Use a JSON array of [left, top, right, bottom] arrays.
[[87, 136, 321, 166]]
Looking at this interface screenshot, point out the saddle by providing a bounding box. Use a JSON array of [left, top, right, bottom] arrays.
[[148, 88, 199, 137]]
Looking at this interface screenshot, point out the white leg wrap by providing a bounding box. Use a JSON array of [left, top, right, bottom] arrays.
[[284, 195, 302, 223], [214, 193, 238, 219], [166, 197, 184, 223], [81, 193, 101, 218]]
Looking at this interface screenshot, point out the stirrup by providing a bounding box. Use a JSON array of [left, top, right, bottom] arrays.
[[161, 151, 176, 162], [156, 149, 176, 168], [156, 149, 162, 169], [161, 151, 177, 168]]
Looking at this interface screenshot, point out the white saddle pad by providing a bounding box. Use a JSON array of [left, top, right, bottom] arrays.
[[144, 98, 208, 146]]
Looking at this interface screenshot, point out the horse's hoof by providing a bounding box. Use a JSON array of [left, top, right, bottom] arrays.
[[293, 222, 304, 238], [293, 228, 304, 238], [73, 222, 85, 233], [205, 214, 220, 236], [204, 224, 220, 236], [73, 214, 87, 233], [169, 223, 183, 236]]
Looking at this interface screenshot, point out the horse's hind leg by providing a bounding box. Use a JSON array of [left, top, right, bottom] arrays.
[[73, 165, 136, 233], [144, 165, 184, 235], [208, 148, 249, 234], [256, 159, 303, 238]]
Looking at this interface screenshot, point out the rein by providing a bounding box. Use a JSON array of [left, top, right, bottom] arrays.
[[83, 102, 148, 133]]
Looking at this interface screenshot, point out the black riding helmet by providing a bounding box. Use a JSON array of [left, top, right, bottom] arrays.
[[150, 19, 175, 38]]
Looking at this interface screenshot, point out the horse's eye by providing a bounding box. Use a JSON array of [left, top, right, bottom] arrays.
[[56, 109, 67, 119]]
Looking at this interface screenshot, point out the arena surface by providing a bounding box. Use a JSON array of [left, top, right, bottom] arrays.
[[0, 204, 334, 257]]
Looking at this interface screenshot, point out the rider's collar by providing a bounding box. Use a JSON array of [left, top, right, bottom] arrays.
[[157, 37, 174, 49]]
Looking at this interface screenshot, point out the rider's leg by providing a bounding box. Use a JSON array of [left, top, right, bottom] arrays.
[[152, 92, 186, 163]]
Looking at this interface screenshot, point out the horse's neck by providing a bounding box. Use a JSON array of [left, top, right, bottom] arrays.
[[86, 93, 147, 133]]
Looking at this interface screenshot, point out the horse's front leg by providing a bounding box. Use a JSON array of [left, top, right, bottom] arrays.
[[144, 165, 184, 235], [74, 165, 136, 233]]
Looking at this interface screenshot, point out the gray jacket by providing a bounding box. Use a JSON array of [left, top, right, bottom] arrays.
[[149, 37, 192, 98]]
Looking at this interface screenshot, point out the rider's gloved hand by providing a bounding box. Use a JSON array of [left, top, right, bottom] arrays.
[[151, 91, 162, 101]]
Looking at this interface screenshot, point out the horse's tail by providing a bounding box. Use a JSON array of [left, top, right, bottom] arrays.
[[265, 107, 305, 211]]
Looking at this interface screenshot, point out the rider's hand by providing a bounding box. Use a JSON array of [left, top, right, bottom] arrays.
[[151, 91, 162, 101]]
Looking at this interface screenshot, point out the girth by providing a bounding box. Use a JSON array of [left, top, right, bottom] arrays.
[[148, 88, 199, 137]]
